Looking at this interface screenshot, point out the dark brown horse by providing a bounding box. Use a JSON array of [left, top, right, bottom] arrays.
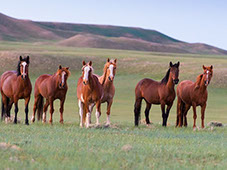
[[94, 58, 117, 125], [134, 61, 180, 126], [176, 65, 213, 129], [77, 61, 103, 128], [0, 56, 32, 125], [31, 65, 70, 124]]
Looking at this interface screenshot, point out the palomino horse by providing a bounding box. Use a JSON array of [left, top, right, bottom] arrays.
[[134, 61, 180, 126], [176, 65, 213, 129], [77, 61, 103, 128], [0, 56, 32, 125], [31, 65, 70, 124], [94, 58, 117, 125]]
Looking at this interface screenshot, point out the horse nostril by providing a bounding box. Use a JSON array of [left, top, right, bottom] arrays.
[[83, 81, 86, 85]]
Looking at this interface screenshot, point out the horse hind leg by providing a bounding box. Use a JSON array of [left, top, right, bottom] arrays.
[[144, 100, 151, 125], [106, 100, 113, 126], [134, 97, 142, 126], [183, 104, 191, 127]]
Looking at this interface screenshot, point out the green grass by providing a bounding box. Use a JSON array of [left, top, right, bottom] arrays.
[[0, 41, 226, 169]]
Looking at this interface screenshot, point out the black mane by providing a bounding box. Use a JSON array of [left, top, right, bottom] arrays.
[[161, 68, 170, 84]]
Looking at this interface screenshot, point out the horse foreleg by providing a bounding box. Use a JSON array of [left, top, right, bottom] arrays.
[[192, 102, 197, 130], [201, 103, 206, 129], [95, 101, 101, 126], [165, 103, 173, 126], [85, 104, 90, 128], [161, 102, 166, 126], [49, 99, 54, 124], [106, 100, 113, 125], [59, 98, 65, 124], [24, 97, 30, 125], [43, 99, 49, 123], [78, 100, 84, 127], [14, 100, 19, 124]]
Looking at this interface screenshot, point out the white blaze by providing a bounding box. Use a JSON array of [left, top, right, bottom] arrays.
[[21, 62, 27, 77], [83, 66, 90, 81], [109, 64, 114, 78], [62, 71, 66, 84]]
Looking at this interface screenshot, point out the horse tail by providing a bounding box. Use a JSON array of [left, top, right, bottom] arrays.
[[134, 82, 143, 126], [1, 98, 4, 121], [180, 101, 185, 125], [37, 96, 44, 121]]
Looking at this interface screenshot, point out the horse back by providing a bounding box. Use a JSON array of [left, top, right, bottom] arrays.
[[135, 78, 161, 104]]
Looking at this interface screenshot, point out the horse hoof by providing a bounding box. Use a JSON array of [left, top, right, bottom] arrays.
[[25, 122, 29, 125]]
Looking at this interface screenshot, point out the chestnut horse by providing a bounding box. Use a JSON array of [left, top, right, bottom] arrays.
[[176, 65, 213, 129], [31, 65, 70, 124], [0, 56, 32, 125], [77, 61, 103, 128], [134, 61, 180, 126], [94, 58, 117, 125]]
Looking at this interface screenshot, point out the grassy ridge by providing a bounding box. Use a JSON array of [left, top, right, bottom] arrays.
[[0, 42, 226, 169]]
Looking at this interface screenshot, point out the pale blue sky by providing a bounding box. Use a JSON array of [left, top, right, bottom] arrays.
[[0, 0, 227, 50]]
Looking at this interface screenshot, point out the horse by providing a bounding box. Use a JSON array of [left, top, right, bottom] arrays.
[[31, 65, 70, 124], [0, 56, 32, 125], [134, 61, 180, 127], [77, 61, 103, 128], [176, 65, 213, 129], [93, 58, 117, 125]]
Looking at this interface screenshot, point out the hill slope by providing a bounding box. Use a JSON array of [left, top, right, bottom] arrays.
[[0, 12, 226, 55]]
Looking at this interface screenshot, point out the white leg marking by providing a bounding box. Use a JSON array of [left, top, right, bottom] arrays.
[[31, 115, 34, 121], [95, 109, 100, 125], [106, 115, 110, 125], [42, 112, 46, 123], [86, 112, 91, 128], [78, 100, 83, 127]]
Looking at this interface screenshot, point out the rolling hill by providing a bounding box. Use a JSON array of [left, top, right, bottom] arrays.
[[0, 12, 226, 55]]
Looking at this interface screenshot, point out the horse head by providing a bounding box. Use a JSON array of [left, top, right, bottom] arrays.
[[169, 61, 180, 84], [82, 61, 93, 85], [57, 65, 70, 89], [105, 58, 117, 82], [202, 65, 213, 86], [18, 56, 30, 80]]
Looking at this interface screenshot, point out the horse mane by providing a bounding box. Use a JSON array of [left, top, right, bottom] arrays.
[[161, 68, 170, 84], [194, 74, 203, 90]]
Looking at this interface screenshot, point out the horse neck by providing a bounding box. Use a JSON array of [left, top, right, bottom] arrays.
[[166, 73, 174, 90], [100, 65, 108, 85], [53, 73, 60, 89], [198, 76, 207, 92], [86, 74, 96, 90]]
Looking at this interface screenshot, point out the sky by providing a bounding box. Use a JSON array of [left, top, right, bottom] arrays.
[[0, 0, 227, 50]]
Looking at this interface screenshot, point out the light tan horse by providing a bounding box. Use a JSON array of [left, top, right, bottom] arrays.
[[0, 56, 32, 125], [176, 65, 213, 129], [31, 65, 70, 124], [93, 58, 117, 125], [77, 61, 104, 128]]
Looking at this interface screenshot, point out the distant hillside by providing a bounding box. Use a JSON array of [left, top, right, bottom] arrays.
[[0, 12, 226, 55]]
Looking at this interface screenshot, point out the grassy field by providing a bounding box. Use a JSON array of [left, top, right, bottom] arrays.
[[0, 41, 226, 169]]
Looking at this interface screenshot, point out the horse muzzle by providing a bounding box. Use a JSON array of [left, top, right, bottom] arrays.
[[83, 80, 88, 85], [21, 75, 27, 80], [59, 83, 66, 89], [205, 80, 209, 86], [173, 79, 179, 84], [108, 76, 114, 82]]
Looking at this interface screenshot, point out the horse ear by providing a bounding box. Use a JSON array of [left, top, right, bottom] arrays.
[[114, 59, 117, 63], [169, 61, 173, 67], [19, 56, 22, 61], [59, 65, 62, 70], [89, 61, 92, 66], [82, 61, 86, 66], [177, 61, 180, 67], [107, 58, 110, 62], [210, 65, 213, 69], [26, 56, 30, 64], [202, 65, 206, 70], [66, 67, 69, 70]]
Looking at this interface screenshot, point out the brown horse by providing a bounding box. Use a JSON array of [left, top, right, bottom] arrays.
[[134, 61, 180, 126], [31, 65, 70, 124], [94, 58, 117, 125], [0, 56, 32, 125], [77, 61, 103, 128], [176, 65, 213, 129]]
